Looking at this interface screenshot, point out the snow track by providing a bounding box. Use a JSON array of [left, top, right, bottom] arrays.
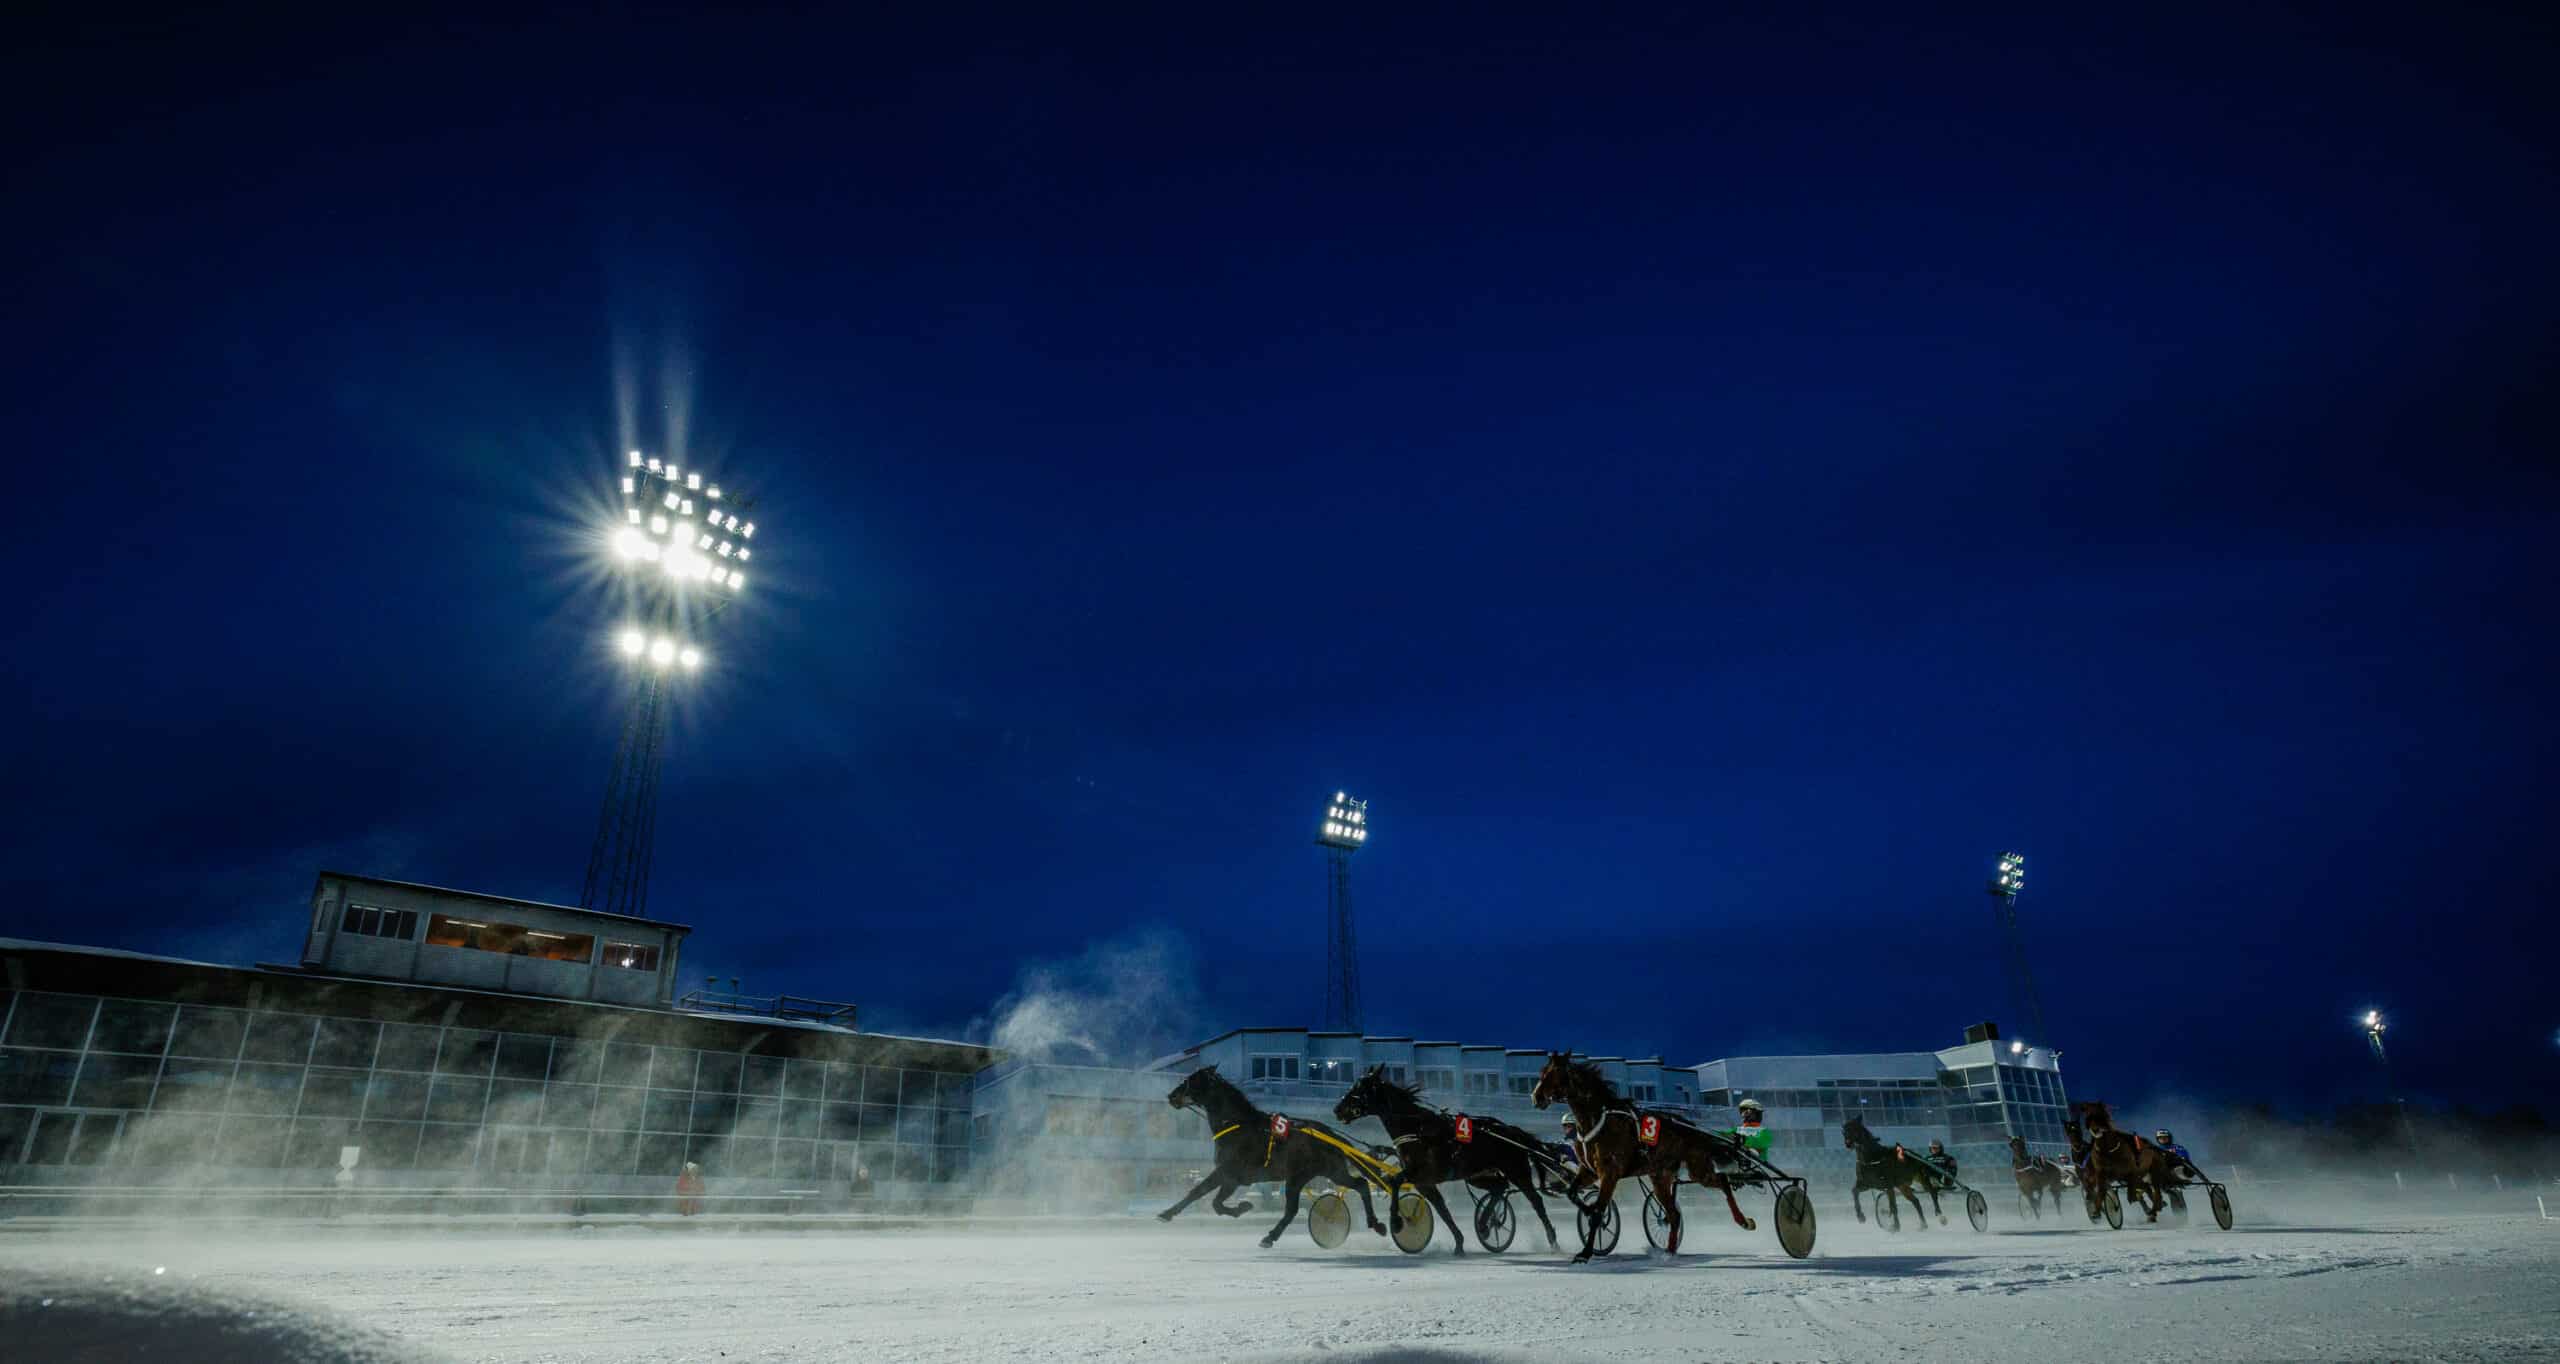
[[2, 1203, 2552, 1361]]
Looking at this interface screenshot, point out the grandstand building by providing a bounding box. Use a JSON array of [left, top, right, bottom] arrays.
[[0, 872, 989, 1210]]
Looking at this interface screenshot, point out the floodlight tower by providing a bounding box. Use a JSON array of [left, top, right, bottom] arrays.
[[579, 449, 761, 920], [1987, 851, 2050, 1049], [1316, 792, 1370, 1033], [2361, 1010, 2418, 1154]]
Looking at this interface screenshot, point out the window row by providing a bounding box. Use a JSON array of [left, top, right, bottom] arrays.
[[0, 1107, 969, 1182], [341, 904, 419, 941], [0, 998, 970, 1105], [0, 1054, 969, 1142]]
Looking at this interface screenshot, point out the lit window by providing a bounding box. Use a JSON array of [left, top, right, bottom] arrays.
[[604, 942, 660, 972]]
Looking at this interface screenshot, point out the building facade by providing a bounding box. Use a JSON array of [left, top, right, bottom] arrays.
[[1, 876, 989, 1207], [1693, 1036, 2069, 1185]]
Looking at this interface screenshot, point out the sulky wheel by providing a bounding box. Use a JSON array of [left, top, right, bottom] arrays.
[[2209, 1184, 2234, 1231], [1774, 1185, 1818, 1259], [1873, 1190, 1901, 1233], [1473, 1189, 1516, 1253], [1641, 1188, 1675, 1251], [1577, 1193, 1621, 1257], [1392, 1190, 1434, 1254], [2100, 1185, 2125, 1230], [1965, 1190, 1990, 1233], [1308, 1188, 1352, 1248]]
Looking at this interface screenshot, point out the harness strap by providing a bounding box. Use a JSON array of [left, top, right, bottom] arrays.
[[1210, 1124, 1239, 1142]]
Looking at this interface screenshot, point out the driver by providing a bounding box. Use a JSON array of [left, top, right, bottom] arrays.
[[1556, 1114, 1585, 1171], [2153, 1128, 2196, 1179], [1925, 1138, 1958, 1187], [1724, 1099, 1773, 1157]]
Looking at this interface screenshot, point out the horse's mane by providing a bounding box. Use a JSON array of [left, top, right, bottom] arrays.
[[1360, 1067, 1428, 1107], [1552, 1055, 1622, 1101], [1181, 1064, 1252, 1109]]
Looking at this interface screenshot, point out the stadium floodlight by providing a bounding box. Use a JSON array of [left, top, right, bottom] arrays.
[[1992, 851, 2026, 897], [616, 628, 646, 657], [2010, 1039, 2025, 1056], [678, 646, 703, 669], [647, 637, 676, 666], [1317, 793, 1369, 850]]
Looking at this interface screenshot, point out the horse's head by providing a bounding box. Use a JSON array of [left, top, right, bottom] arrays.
[[1334, 1065, 1393, 1124], [1530, 1051, 1574, 1110], [2076, 1101, 2117, 1135], [1841, 1113, 1873, 1151], [2008, 1135, 2030, 1160], [1166, 1066, 1221, 1113]]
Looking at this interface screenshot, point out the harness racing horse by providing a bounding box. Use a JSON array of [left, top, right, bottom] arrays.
[[1158, 1066, 1390, 1248], [1840, 1113, 1948, 1228], [2008, 1135, 2070, 1218], [1531, 1052, 1756, 1262], [2072, 1101, 2171, 1224], [1335, 1065, 1561, 1254]]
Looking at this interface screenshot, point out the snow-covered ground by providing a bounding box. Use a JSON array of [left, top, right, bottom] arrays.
[[4, 1193, 2555, 1361]]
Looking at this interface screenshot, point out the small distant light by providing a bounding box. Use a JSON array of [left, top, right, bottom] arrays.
[[718, 542, 733, 557], [678, 646, 703, 669], [648, 457, 662, 472], [1336, 791, 1346, 801], [663, 492, 679, 510], [649, 515, 669, 535], [742, 522, 755, 538], [686, 472, 701, 490], [622, 477, 635, 495], [648, 638, 676, 666], [707, 485, 722, 500], [728, 572, 744, 593], [665, 463, 679, 482], [628, 450, 643, 467], [617, 628, 646, 657], [681, 499, 693, 516], [625, 508, 642, 525], [737, 548, 749, 562], [2010, 1040, 2024, 1055]]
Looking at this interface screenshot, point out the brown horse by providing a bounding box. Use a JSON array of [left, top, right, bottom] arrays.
[[2008, 1135, 2070, 1218], [1531, 1052, 1754, 1262], [1840, 1113, 1946, 1227], [2072, 1101, 2170, 1223]]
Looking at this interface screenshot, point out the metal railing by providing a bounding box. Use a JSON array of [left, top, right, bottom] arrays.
[[675, 988, 858, 1026]]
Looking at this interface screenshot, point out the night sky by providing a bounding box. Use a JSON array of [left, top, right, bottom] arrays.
[[6, 7, 2553, 1116]]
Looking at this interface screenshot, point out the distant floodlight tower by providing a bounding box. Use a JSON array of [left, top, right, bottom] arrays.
[[579, 449, 762, 919], [1316, 792, 1371, 1033], [1987, 851, 2050, 1052], [2361, 1010, 2417, 1154]]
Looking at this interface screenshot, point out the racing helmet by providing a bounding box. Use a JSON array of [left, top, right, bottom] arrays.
[[1737, 1098, 1763, 1117], [2154, 1128, 2174, 1145], [1560, 1114, 1579, 1131], [1927, 1139, 1945, 1152]]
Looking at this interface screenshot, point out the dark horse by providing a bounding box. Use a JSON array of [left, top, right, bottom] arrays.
[[2072, 1100, 2169, 1223], [1532, 1052, 1755, 1262], [1158, 1066, 1389, 1248], [2008, 1134, 2071, 1217], [1840, 1113, 1947, 1227], [1335, 1065, 1562, 1253]]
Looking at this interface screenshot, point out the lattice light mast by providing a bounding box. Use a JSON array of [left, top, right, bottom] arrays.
[[579, 449, 761, 919], [2362, 1010, 2417, 1153], [1316, 792, 1371, 1033], [1987, 851, 2050, 1052]]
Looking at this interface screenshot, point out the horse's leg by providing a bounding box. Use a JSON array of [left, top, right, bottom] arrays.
[[1261, 1170, 1312, 1248], [1649, 1168, 1684, 1254], [1851, 1175, 1868, 1223], [1711, 1171, 1755, 1232], [1899, 1183, 1929, 1226], [1158, 1169, 1226, 1221], [1519, 1177, 1560, 1249], [1928, 1183, 1946, 1226], [1417, 1180, 1467, 1254], [1575, 1169, 1621, 1263], [1351, 1173, 1387, 1236], [1210, 1175, 1255, 1216]]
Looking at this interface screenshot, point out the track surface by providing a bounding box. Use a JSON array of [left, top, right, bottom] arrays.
[[3, 1198, 2554, 1361]]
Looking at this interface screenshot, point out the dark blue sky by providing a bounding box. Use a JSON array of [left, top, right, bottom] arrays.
[[5, 6, 2553, 1113]]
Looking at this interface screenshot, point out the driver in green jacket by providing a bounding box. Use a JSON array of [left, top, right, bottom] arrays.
[[1725, 1098, 1773, 1157]]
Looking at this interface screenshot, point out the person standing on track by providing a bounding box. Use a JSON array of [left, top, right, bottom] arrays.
[[675, 1161, 706, 1216]]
